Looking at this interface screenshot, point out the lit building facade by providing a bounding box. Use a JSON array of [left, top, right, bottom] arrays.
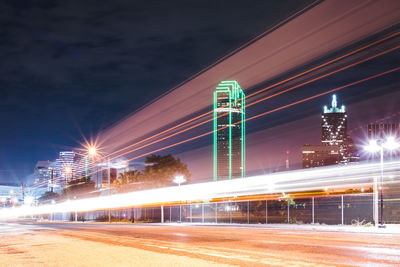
[[213, 81, 245, 181], [33, 161, 51, 186], [303, 94, 358, 169], [55, 151, 76, 185], [321, 94, 358, 164], [367, 123, 400, 139], [302, 145, 340, 168]]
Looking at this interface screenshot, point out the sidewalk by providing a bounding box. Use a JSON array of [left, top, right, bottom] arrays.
[[31, 219, 400, 234], [167, 222, 400, 234]]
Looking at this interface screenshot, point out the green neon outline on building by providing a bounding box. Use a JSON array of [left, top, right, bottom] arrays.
[[213, 81, 245, 181]]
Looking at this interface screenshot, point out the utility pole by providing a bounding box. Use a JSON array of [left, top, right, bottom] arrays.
[[51, 169, 54, 193], [21, 182, 25, 202], [286, 150, 290, 170]]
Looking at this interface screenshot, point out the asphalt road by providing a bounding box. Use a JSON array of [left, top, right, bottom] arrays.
[[1, 222, 400, 266]]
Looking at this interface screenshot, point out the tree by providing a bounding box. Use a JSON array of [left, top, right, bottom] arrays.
[[113, 170, 142, 193], [61, 176, 97, 200], [38, 191, 59, 204], [142, 154, 191, 188], [113, 154, 192, 192]]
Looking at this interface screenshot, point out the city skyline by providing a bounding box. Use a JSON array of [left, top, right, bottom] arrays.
[[1, 1, 400, 265], [1, 0, 399, 186]]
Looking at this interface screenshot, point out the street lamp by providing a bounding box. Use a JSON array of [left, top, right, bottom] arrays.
[[173, 175, 186, 222], [173, 175, 186, 186], [365, 136, 400, 228], [88, 146, 97, 156], [64, 166, 72, 182]]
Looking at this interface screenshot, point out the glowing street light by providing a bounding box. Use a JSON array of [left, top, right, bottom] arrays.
[[365, 136, 400, 228], [365, 139, 380, 153], [173, 175, 186, 186], [64, 166, 73, 183], [382, 136, 400, 150], [64, 166, 72, 174], [88, 146, 97, 156]]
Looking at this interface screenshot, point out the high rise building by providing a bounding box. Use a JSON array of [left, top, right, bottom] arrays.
[[55, 151, 76, 185], [321, 94, 358, 164], [303, 94, 358, 168], [322, 94, 347, 147], [33, 161, 51, 186], [302, 145, 340, 168], [213, 81, 245, 181]]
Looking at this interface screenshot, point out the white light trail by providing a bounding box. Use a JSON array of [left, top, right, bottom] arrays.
[[1, 161, 399, 220]]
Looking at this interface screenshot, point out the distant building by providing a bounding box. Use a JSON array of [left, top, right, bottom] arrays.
[[34, 161, 51, 186], [367, 123, 400, 139], [96, 159, 128, 189], [213, 81, 245, 181], [55, 151, 76, 186], [321, 94, 358, 164], [302, 145, 340, 168], [303, 94, 358, 169]]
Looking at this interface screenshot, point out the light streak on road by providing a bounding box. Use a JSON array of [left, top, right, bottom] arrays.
[[2, 161, 399, 220]]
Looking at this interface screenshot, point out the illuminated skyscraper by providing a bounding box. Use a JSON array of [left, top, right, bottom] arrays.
[[34, 161, 51, 185], [213, 81, 245, 181], [55, 151, 76, 185], [321, 94, 357, 164], [303, 94, 358, 168], [322, 94, 347, 147]]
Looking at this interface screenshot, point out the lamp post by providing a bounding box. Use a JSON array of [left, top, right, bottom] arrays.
[[87, 146, 97, 180], [173, 175, 186, 222], [365, 136, 400, 228], [64, 166, 72, 184], [84, 146, 112, 223]]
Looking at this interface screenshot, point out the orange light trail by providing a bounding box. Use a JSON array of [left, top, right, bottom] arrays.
[[30, 37, 400, 190]]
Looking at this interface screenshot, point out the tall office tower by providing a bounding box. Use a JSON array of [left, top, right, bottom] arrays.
[[55, 151, 76, 185], [321, 94, 357, 164], [367, 123, 400, 139], [322, 94, 347, 146], [33, 161, 51, 186], [213, 81, 245, 181]]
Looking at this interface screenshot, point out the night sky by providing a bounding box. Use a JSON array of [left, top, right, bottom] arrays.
[[0, 0, 312, 184], [1, 0, 399, 185]]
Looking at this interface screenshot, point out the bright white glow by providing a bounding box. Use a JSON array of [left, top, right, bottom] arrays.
[[65, 166, 72, 174], [24, 196, 34, 205], [0, 161, 399, 220], [365, 140, 380, 153], [382, 136, 400, 151], [9, 189, 14, 195], [88, 146, 97, 156], [173, 175, 186, 186]]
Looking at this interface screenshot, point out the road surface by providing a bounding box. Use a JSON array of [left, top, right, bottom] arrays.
[[1, 222, 399, 266]]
